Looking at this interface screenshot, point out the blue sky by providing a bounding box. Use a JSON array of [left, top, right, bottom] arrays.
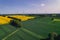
[[0, 0, 60, 14]]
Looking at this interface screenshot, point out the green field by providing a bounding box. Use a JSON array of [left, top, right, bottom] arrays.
[[0, 16, 60, 40]]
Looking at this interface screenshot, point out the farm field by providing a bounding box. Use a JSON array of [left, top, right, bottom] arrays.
[[0, 15, 60, 40]]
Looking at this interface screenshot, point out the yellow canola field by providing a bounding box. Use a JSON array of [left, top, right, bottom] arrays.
[[10, 15, 35, 21], [0, 16, 12, 24], [0, 15, 35, 24]]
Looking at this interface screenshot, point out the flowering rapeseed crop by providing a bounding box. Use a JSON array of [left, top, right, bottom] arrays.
[[10, 15, 35, 21], [0, 15, 35, 24], [0, 16, 12, 24]]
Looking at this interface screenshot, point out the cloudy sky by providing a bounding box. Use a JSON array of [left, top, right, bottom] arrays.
[[0, 0, 60, 14]]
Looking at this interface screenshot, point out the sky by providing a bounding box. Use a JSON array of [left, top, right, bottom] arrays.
[[0, 0, 60, 14]]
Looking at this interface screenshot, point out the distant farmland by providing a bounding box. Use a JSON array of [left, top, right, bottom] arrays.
[[0, 14, 60, 40]]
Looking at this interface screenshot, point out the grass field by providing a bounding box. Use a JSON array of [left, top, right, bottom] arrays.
[[0, 15, 60, 40]]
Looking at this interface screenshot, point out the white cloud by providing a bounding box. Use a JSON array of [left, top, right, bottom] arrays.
[[41, 3, 45, 7]]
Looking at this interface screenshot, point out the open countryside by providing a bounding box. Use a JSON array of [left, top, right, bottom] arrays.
[[0, 14, 60, 40]]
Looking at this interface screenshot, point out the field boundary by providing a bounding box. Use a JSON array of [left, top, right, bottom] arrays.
[[21, 28, 44, 39], [2, 28, 20, 40]]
